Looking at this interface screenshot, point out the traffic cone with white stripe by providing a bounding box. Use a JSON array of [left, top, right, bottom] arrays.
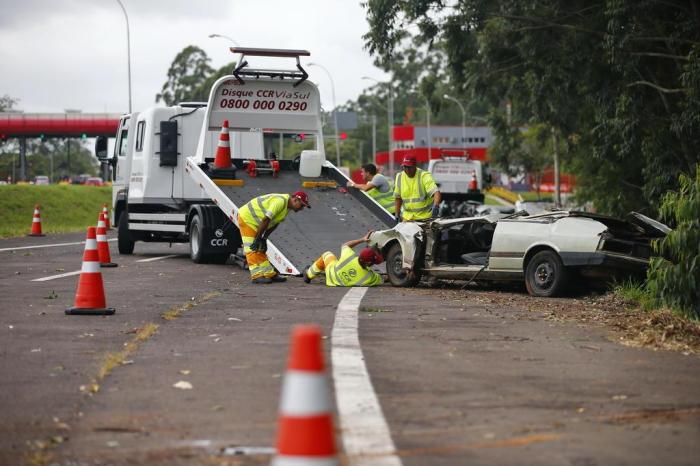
[[272, 324, 338, 466], [214, 119, 232, 168], [65, 226, 115, 316], [28, 204, 45, 237], [96, 212, 117, 268], [102, 204, 111, 230]]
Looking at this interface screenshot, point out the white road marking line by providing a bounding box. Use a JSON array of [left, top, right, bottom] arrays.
[[332, 287, 402, 466], [135, 254, 179, 263], [0, 238, 116, 253], [31, 270, 82, 282]]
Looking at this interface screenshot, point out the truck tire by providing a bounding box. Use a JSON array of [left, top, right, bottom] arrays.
[[117, 212, 135, 255], [525, 250, 569, 297], [189, 215, 207, 263], [386, 242, 421, 287]]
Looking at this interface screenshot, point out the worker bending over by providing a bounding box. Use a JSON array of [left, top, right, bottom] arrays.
[[303, 232, 384, 287], [394, 155, 441, 223], [237, 191, 310, 284], [346, 163, 395, 214]]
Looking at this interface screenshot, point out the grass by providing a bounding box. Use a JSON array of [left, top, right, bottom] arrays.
[[613, 279, 655, 310], [0, 185, 111, 238]]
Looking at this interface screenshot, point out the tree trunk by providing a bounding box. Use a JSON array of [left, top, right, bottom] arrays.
[[552, 128, 561, 207]]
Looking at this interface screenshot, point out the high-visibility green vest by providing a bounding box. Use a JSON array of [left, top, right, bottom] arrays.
[[326, 246, 382, 287], [394, 168, 438, 220], [367, 180, 396, 214], [239, 194, 290, 229]]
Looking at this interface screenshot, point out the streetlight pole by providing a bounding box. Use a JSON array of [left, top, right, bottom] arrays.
[[371, 114, 376, 165], [362, 76, 393, 176], [443, 94, 466, 156], [308, 62, 340, 167], [115, 0, 132, 114], [208, 33, 240, 46]]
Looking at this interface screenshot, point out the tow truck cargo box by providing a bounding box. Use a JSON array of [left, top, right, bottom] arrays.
[[96, 47, 393, 274]]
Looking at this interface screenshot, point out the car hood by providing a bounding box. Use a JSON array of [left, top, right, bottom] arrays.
[[627, 212, 671, 238]]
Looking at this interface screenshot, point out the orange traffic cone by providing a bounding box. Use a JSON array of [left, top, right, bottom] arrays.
[[28, 204, 45, 237], [97, 213, 117, 268], [469, 173, 478, 191], [65, 226, 115, 316], [214, 119, 232, 168], [272, 325, 338, 466], [102, 204, 111, 230]]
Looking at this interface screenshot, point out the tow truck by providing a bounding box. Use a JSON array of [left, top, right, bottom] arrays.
[[95, 47, 393, 275]]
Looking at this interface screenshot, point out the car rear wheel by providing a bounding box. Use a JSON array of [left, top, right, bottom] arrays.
[[525, 250, 568, 297], [386, 242, 421, 287]]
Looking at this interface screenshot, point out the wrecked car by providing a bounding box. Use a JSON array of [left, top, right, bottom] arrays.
[[368, 211, 670, 297]]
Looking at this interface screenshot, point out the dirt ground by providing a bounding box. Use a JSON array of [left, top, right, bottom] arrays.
[[417, 281, 700, 355]]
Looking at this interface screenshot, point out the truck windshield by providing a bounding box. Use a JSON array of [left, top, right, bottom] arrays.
[[263, 131, 318, 160]]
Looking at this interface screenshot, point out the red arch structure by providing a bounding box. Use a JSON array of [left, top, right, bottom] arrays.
[[0, 113, 121, 138], [0, 113, 122, 182]]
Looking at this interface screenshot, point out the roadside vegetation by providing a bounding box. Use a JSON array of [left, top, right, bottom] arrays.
[[0, 185, 111, 238]]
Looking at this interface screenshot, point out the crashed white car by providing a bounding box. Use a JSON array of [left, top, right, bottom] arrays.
[[369, 211, 669, 297]]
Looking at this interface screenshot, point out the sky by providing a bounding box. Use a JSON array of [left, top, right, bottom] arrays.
[[0, 0, 389, 115]]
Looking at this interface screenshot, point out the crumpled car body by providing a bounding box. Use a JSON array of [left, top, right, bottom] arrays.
[[368, 211, 669, 297]]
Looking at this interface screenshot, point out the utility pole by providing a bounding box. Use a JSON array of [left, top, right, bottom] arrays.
[[371, 114, 376, 165], [552, 127, 561, 207], [19, 138, 26, 182]]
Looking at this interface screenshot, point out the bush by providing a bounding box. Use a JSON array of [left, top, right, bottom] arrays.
[[646, 166, 700, 320]]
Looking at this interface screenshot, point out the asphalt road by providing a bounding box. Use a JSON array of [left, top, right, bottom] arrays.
[[0, 232, 698, 466]]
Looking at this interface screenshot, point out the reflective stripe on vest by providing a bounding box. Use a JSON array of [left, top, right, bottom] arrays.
[[239, 194, 289, 229], [368, 181, 396, 213], [395, 169, 433, 219]]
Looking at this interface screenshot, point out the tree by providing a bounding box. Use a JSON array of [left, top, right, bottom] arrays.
[[362, 0, 700, 216], [156, 46, 215, 105]]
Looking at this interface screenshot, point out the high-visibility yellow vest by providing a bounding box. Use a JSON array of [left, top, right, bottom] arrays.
[[326, 246, 382, 287], [367, 180, 396, 214], [238, 193, 290, 229], [394, 168, 438, 220]]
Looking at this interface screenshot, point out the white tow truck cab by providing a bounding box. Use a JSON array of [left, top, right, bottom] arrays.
[[96, 47, 393, 270]]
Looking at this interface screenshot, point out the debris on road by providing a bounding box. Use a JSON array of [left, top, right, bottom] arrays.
[[173, 380, 193, 390]]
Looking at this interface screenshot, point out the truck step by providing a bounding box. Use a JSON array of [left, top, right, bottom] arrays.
[[302, 181, 338, 189], [213, 179, 245, 187]]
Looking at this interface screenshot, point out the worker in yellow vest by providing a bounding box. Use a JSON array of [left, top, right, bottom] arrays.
[[346, 163, 396, 214], [394, 154, 441, 223], [237, 191, 310, 284], [303, 231, 384, 287]]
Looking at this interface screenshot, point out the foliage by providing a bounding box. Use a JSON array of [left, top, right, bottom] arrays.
[[156, 46, 215, 105], [362, 0, 700, 217], [0, 185, 111, 238], [0, 94, 18, 112], [646, 167, 700, 320]]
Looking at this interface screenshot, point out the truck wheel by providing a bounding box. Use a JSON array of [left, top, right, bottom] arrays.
[[117, 212, 135, 254], [189, 215, 207, 263], [525, 250, 569, 297], [386, 242, 421, 287]]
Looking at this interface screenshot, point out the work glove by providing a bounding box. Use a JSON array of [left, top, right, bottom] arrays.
[[431, 205, 440, 218], [394, 215, 401, 226], [250, 237, 262, 252], [259, 237, 268, 253]]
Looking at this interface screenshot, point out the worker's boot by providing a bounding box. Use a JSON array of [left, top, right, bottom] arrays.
[[270, 274, 287, 283], [252, 277, 272, 284], [302, 268, 312, 284]]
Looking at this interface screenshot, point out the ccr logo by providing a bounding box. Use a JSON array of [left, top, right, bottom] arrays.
[[210, 228, 227, 247]]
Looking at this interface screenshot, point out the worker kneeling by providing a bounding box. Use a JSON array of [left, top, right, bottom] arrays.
[[304, 232, 384, 287], [238, 191, 310, 284]]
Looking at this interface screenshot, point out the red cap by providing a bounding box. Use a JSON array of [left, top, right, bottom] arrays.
[[293, 190, 311, 208], [401, 155, 417, 166], [359, 247, 384, 265]]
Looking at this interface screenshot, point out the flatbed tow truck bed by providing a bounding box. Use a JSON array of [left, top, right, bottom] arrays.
[[187, 158, 393, 275]]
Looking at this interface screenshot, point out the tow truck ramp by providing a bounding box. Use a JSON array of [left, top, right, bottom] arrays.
[[186, 157, 393, 275]]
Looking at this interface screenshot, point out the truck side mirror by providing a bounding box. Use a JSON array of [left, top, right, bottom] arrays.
[[159, 121, 178, 167], [95, 136, 109, 161]]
